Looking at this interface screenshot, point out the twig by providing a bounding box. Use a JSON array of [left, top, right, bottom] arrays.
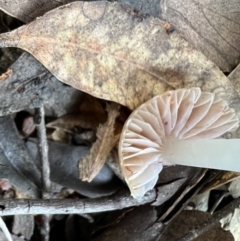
[[176, 196, 240, 241], [0, 217, 12, 241], [0, 190, 156, 216], [36, 106, 51, 196], [36, 106, 51, 241], [41, 215, 50, 241], [0, 116, 41, 197]]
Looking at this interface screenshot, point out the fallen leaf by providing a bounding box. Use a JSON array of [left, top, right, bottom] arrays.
[[200, 171, 240, 193], [160, 0, 240, 72], [0, 52, 83, 117], [72, 130, 96, 145], [162, 210, 234, 241], [188, 191, 210, 212], [0, 116, 41, 198], [50, 128, 71, 144], [0, 231, 24, 241], [0, 2, 238, 110], [106, 149, 125, 181], [228, 64, 240, 97], [27, 138, 122, 198], [79, 94, 106, 115], [118, 0, 161, 18], [152, 178, 187, 206], [221, 208, 240, 241], [92, 206, 162, 241], [0, 0, 75, 23], [0, 68, 12, 81], [228, 178, 240, 198], [47, 111, 106, 144], [79, 103, 120, 182], [159, 168, 207, 223], [12, 215, 34, 240], [46, 112, 106, 132]]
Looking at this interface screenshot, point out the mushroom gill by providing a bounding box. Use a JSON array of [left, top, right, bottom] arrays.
[[118, 88, 239, 198]]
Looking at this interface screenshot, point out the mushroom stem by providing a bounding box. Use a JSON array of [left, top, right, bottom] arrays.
[[162, 137, 240, 172]]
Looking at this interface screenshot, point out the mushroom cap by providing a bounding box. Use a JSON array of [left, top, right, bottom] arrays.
[[119, 88, 239, 198]]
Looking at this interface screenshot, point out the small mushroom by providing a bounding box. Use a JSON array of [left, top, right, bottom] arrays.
[[118, 88, 239, 198]]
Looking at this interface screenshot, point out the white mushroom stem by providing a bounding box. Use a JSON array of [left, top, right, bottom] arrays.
[[162, 137, 240, 172]]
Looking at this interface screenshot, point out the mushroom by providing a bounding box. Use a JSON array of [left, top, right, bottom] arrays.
[[118, 88, 239, 198]]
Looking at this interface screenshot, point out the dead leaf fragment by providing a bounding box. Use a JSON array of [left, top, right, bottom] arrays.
[[79, 94, 106, 115], [228, 64, 240, 96], [27, 139, 122, 198], [200, 171, 240, 193], [46, 112, 106, 132], [0, 1, 237, 109], [160, 0, 240, 72], [228, 178, 240, 198], [92, 206, 161, 241], [161, 210, 234, 241], [12, 215, 34, 240], [0, 52, 84, 117], [221, 208, 240, 241], [0, 0, 75, 23], [47, 111, 107, 144], [0, 68, 12, 81], [79, 103, 120, 182]]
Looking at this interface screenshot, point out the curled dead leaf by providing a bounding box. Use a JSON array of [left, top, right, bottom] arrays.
[[79, 103, 120, 182]]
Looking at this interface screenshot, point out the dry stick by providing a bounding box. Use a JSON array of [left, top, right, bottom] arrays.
[[36, 106, 51, 241], [176, 196, 240, 241], [36, 106, 51, 196], [0, 190, 156, 216]]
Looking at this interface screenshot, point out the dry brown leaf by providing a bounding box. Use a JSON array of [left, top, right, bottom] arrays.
[[79, 94, 106, 115], [79, 103, 120, 182], [47, 96, 107, 144], [0, 1, 238, 110], [47, 112, 106, 144], [46, 112, 106, 132], [51, 129, 71, 144], [0, 0, 75, 23], [200, 172, 240, 193], [160, 0, 240, 72]]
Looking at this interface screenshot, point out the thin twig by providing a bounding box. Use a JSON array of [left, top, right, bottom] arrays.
[[41, 215, 50, 241], [36, 106, 51, 241], [0, 190, 156, 216], [176, 196, 240, 241], [0, 217, 13, 241], [36, 106, 51, 196]]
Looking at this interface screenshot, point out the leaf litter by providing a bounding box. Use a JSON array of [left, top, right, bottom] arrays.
[[0, 0, 76, 23], [0, 1, 239, 241], [0, 1, 238, 110], [79, 103, 120, 182], [160, 0, 240, 72]]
